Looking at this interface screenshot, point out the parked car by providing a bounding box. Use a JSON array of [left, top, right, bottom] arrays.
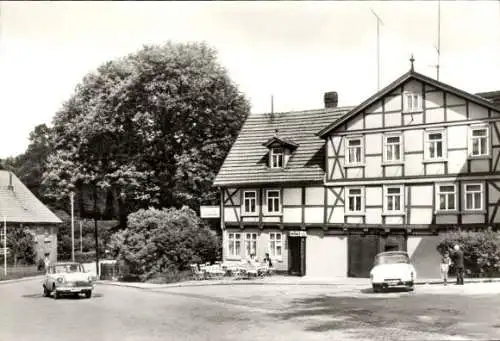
[[369, 251, 416, 292], [43, 262, 94, 299]]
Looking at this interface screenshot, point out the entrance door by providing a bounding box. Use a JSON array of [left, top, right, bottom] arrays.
[[348, 234, 408, 278], [288, 236, 306, 276], [348, 235, 379, 278]]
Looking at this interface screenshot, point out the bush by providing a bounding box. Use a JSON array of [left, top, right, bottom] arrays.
[[437, 230, 500, 277], [109, 206, 221, 282]]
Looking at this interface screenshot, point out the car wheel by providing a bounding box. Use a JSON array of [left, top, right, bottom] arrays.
[[407, 285, 415, 292], [372, 284, 381, 293], [84, 290, 92, 299]]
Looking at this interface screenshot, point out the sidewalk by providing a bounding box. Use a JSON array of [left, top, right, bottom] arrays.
[[97, 275, 500, 290]]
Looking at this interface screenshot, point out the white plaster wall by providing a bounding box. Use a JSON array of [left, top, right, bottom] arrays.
[[283, 208, 302, 223], [306, 187, 324, 205], [283, 188, 302, 205], [306, 231, 348, 277], [304, 207, 324, 223], [407, 236, 441, 278]]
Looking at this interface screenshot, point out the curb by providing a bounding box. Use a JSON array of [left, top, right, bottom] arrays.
[[97, 277, 500, 290], [0, 275, 44, 285]]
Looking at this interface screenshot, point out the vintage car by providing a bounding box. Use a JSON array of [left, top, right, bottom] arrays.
[[369, 251, 416, 292], [43, 262, 94, 299]]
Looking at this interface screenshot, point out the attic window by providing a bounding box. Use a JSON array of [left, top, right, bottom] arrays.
[[403, 91, 422, 112], [271, 148, 284, 168]]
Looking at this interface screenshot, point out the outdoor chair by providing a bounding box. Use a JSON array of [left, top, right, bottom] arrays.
[[190, 264, 205, 280], [204, 265, 225, 280]]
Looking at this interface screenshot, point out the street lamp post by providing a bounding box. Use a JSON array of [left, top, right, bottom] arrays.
[[70, 192, 75, 262]]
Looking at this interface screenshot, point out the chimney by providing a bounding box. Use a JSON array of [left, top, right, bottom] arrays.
[[324, 91, 338, 108], [8, 172, 13, 191]]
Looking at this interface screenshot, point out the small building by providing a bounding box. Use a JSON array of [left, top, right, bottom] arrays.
[[0, 170, 62, 264], [214, 61, 500, 278]]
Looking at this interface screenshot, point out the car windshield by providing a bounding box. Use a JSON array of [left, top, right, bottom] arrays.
[[52, 264, 83, 274], [374, 254, 410, 265]]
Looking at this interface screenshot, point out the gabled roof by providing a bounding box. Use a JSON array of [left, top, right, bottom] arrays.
[[213, 107, 352, 187], [262, 136, 299, 149], [317, 70, 500, 138], [0, 171, 62, 224]]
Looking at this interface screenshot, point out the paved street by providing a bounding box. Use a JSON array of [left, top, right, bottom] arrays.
[[2, 278, 500, 341]]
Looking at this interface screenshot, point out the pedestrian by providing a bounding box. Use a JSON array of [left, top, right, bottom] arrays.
[[44, 254, 50, 275], [450, 244, 465, 285], [440, 251, 452, 285], [262, 252, 273, 276]]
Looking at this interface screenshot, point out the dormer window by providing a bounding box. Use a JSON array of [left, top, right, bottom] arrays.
[[271, 148, 283, 168], [262, 135, 298, 169]]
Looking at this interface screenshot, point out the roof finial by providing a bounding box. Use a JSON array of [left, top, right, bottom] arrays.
[[410, 54, 415, 72]]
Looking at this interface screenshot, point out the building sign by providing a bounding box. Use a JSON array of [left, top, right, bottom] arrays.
[[200, 206, 220, 219], [289, 230, 307, 237]]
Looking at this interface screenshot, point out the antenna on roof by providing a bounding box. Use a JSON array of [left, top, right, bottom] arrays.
[[433, 0, 441, 81], [370, 8, 384, 91]]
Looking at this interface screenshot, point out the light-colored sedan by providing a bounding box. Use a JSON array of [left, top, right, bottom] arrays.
[[43, 262, 95, 299], [369, 251, 416, 292]]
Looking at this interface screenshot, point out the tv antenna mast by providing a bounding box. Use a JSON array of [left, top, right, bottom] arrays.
[[433, 0, 441, 81], [370, 8, 384, 91]]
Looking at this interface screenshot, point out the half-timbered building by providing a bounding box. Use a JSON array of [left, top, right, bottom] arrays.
[[213, 62, 500, 278]]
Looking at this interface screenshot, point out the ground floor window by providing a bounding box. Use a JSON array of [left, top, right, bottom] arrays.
[[228, 232, 241, 257], [269, 232, 282, 259], [245, 232, 258, 257]]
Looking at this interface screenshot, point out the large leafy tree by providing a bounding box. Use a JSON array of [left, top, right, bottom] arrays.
[[42, 42, 249, 226]]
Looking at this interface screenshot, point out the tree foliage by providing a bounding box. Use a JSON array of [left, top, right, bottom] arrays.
[[41, 42, 249, 225], [109, 206, 221, 281], [437, 230, 500, 277], [4, 227, 36, 266]]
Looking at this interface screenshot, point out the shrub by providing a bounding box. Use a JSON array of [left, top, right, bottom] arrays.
[[436, 230, 500, 277], [109, 206, 221, 281]]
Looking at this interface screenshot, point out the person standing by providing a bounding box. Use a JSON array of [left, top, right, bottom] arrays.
[[440, 251, 452, 285], [450, 245, 465, 285], [44, 254, 50, 275]]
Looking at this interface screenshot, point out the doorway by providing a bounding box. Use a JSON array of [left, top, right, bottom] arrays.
[[288, 236, 306, 276]]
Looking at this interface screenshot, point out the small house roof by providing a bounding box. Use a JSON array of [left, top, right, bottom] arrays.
[[213, 107, 352, 187], [262, 136, 299, 149], [0, 170, 62, 224]]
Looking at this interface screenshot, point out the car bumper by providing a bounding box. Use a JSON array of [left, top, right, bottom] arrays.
[[56, 285, 94, 293], [372, 280, 413, 288]]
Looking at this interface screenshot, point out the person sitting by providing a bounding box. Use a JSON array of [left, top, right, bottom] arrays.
[[245, 253, 259, 278], [262, 253, 274, 276]]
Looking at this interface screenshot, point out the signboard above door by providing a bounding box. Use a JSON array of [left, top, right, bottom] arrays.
[[289, 230, 307, 237], [200, 206, 220, 219]]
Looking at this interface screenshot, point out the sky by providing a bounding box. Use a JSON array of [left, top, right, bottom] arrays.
[[0, 1, 499, 158]]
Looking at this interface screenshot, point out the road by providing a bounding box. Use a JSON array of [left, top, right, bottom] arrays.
[[2, 278, 500, 340]]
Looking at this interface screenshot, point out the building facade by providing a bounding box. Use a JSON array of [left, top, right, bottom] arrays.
[[0, 171, 61, 264], [213, 66, 500, 278]]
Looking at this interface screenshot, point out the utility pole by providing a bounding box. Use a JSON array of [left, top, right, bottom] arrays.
[[70, 192, 75, 262], [370, 8, 384, 91]]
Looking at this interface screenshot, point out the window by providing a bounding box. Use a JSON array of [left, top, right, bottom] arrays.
[[469, 126, 489, 157], [384, 186, 403, 213], [464, 183, 483, 211], [437, 184, 456, 211], [384, 135, 402, 163], [269, 232, 282, 259], [425, 130, 446, 160], [403, 92, 422, 112], [266, 190, 281, 213], [346, 188, 363, 213], [228, 233, 241, 258], [346, 137, 363, 165], [243, 191, 257, 214], [270, 148, 284, 168], [245, 233, 257, 257]]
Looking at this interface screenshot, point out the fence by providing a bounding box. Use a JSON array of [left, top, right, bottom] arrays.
[[0, 265, 42, 281]]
